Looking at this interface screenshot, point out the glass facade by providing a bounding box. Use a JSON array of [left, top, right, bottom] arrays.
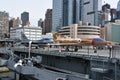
[[21, 12, 29, 26], [72, 0, 77, 24], [63, 0, 69, 26], [111, 24, 120, 43], [117, 0, 120, 11], [52, 0, 63, 32], [52, 0, 102, 32]]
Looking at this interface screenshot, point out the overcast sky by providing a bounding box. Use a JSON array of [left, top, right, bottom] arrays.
[[0, 0, 119, 25], [103, 0, 119, 8]]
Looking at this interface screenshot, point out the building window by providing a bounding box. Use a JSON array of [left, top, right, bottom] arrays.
[[87, 11, 95, 15], [84, 1, 90, 5]]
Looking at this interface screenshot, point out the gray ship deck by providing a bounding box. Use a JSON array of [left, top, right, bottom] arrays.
[[1, 44, 120, 80]]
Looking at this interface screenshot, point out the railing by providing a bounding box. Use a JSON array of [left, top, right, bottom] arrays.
[[12, 45, 120, 62]]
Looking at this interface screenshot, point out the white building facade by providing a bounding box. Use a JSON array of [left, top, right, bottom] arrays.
[[59, 23, 100, 39], [10, 26, 42, 40]]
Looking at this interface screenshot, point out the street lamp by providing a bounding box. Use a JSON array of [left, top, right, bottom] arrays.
[[29, 41, 32, 58]]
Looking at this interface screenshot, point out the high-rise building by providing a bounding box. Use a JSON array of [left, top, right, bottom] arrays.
[[0, 11, 9, 38], [102, 4, 110, 12], [38, 18, 43, 28], [82, 0, 102, 26], [52, 0, 102, 32], [117, 0, 120, 11], [15, 17, 22, 26], [62, 0, 68, 26], [110, 9, 117, 22], [21, 12, 29, 26], [38, 18, 44, 34], [9, 18, 15, 28], [101, 3, 111, 27], [9, 18, 15, 34], [44, 9, 52, 34], [117, 0, 120, 19], [52, 0, 63, 32], [9, 17, 22, 27]]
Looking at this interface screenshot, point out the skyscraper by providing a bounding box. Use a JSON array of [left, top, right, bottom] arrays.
[[117, 0, 120, 11], [62, 0, 69, 26], [38, 18, 44, 34], [101, 3, 111, 27], [117, 0, 120, 19], [44, 9, 52, 34], [52, 0, 63, 32], [38, 18, 43, 28], [0, 11, 9, 38], [21, 12, 29, 26], [9, 18, 15, 28], [52, 0, 102, 32], [9, 17, 22, 28], [15, 17, 22, 26], [81, 0, 102, 26], [110, 9, 117, 22]]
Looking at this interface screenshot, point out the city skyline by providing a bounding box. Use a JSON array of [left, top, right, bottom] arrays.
[[0, 0, 119, 25], [0, 0, 52, 26]]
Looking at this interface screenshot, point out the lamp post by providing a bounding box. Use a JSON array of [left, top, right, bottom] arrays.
[[29, 41, 32, 58]]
